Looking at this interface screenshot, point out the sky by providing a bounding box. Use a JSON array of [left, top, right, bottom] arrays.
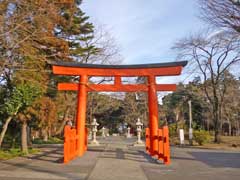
[[81, 0, 205, 85]]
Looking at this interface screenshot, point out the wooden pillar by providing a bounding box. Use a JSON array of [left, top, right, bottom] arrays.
[[163, 126, 170, 164], [148, 75, 159, 155], [76, 74, 88, 156]]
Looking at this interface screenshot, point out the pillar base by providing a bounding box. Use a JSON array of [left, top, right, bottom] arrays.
[[90, 140, 99, 146], [133, 141, 145, 146]]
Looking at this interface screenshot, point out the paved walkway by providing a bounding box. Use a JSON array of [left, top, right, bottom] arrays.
[[0, 136, 240, 180]]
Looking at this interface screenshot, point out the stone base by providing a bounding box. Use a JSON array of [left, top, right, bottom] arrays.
[[126, 134, 132, 138], [133, 141, 145, 147], [89, 140, 100, 146]]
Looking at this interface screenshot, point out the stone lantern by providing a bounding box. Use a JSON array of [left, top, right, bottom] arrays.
[[134, 118, 144, 145], [102, 126, 106, 138], [90, 118, 99, 145], [126, 127, 131, 138]]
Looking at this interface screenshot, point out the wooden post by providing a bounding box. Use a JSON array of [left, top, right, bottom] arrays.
[[76, 75, 88, 156], [148, 75, 159, 156], [64, 125, 70, 163], [163, 126, 170, 165], [145, 128, 150, 153], [158, 128, 164, 160]]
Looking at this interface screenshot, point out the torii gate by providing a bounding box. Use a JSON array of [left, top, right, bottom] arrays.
[[51, 61, 187, 163]]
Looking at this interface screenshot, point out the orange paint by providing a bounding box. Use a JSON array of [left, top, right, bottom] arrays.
[[145, 128, 150, 154], [58, 83, 177, 92], [148, 75, 159, 156], [163, 126, 170, 165], [158, 128, 164, 160], [76, 75, 88, 157], [64, 125, 78, 163]]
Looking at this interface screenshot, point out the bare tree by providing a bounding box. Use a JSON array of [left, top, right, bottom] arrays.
[[199, 0, 240, 34], [80, 24, 123, 65], [174, 31, 240, 142]]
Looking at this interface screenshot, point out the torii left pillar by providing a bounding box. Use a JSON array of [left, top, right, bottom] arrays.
[[148, 75, 159, 156], [76, 75, 88, 156]]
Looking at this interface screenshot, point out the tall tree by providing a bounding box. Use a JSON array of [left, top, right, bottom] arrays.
[[174, 31, 240, 142], [0, 83, 41, 148]]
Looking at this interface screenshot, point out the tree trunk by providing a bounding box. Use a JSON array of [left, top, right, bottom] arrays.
[[42, 128, 48, 141], [214, 112, 221, 143], [237, 121, 240, 136], [48, 129, 51, 139], [213, 105, 221, 143], [0, 116, 13, 148], [21, 121, 28, 154], [54, 106, 70, 136], [227, 118, 232, 136], [27, 126, 32, 147]]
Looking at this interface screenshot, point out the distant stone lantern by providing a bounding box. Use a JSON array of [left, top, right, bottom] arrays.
[[134, 118, 144, 145], [90, 118, 99, 145], [126, 127, 131, 138], [102, 126, 106, 138]]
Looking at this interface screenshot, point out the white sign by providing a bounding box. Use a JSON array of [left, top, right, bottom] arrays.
[[179, 129, 185, 145], [189, 128, 193, 140]]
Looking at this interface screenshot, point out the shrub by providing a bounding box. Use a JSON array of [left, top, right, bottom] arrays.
[[168, 123, 178, 137], [193, 130, 211, 145]]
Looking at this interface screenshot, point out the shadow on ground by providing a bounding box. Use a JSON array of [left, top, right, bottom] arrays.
[[188, 151, 240, 168]]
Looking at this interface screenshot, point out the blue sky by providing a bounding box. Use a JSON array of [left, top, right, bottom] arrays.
[[82, 0, 205, 65], [82, 0, 207, 87]]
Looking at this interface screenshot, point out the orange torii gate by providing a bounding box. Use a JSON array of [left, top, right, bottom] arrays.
[[51, 61, 187, 163]]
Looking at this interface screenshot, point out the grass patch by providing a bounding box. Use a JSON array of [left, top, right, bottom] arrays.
[[32, 137, 63, 144], [170, 135, 240, 150], [0, 148, 40, 160]]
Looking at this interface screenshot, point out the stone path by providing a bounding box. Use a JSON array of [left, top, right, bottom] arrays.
[[88, 137, 148, 180], [0, 136, 240, 180]]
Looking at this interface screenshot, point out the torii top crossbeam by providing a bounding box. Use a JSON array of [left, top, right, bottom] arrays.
[[52, 61, 187, 92], [52, 61, 187, 76]]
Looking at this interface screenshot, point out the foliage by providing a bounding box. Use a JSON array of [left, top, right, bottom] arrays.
[[32, 97, 57, 136], [194, 130, 211, 145], [163, 83, 207, 130], [2, 83, 42, 115], [88, 92, 123, 130], [168, 123, 178, 137]]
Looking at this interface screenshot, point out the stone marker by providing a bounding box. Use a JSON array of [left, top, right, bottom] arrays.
[[179, 129, 185, 145], [90, 118, 99, 145]]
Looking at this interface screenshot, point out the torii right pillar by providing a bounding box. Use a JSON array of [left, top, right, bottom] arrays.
[[148, 75, 159, 156]]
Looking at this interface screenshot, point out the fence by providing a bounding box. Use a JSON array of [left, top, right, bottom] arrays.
[[64, 125, 78, 163], [64, 126, 89, 163], [145, 126, 170, 165], [145, 128, 150, 153]]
